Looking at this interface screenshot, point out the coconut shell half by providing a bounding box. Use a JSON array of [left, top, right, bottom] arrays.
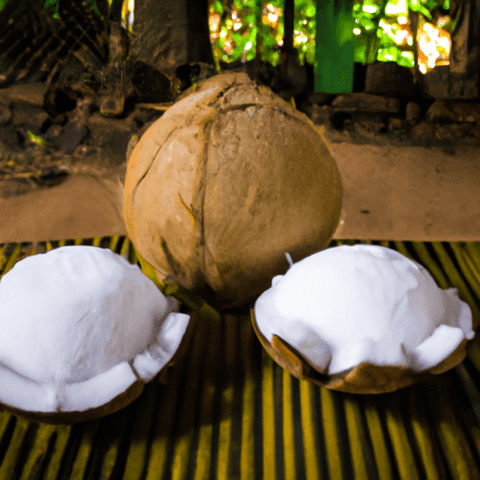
[[0, 246, 192, 424], [0, 310, 195, 425], [251, 309, 469, 394]]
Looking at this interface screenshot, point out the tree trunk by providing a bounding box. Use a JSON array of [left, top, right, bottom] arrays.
[[131, 0, 214, 75], [449, 0, 480, 75], [283, 0, 294, 52]]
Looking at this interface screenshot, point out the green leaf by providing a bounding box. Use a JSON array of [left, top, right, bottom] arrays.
[[26, 131, 46, 148], [305, 4, 315, 17], [397, 50, 415, 67], [407, 0, 432, 19]]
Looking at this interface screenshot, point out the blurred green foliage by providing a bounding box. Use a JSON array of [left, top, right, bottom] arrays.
[[210, 0, 315, 66], [210, 0, 454, 70], [0, 0, 454, 73]]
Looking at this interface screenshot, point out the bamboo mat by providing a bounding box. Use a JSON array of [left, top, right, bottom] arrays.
[[1, 236, 480, 480]]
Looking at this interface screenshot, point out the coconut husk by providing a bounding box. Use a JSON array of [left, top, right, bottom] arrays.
[[123, 72, 343, 310]]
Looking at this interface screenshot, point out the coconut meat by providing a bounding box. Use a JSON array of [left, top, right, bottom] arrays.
[[254, 245, 474, 375], [0, 246, 190, 413]]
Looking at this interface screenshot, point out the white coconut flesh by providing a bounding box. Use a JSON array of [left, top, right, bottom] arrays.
[[254, 245, 474, 376], [0, 246, 190, 414]]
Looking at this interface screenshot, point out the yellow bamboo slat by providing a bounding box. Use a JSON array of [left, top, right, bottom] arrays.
[[424, 380, 480, 480], [299, 381, 321, 480], [214, 314, 238, 480], [320, 387, 345, 479], [170, 315, 210, 480], [19, 423, 57, 480], [239, 317, 258, 480], [0, 417, 31, 479], [343, 397, 370, 480], [407, 387, 446, 480], [261, 351, 276, 479], [0, 237, 479, 479], [282, 369, 297, 480], [383, 395, 420, 480], [68, 422, 100, 479], [42, 425, 72, 480], [122, 385, 158, 480]]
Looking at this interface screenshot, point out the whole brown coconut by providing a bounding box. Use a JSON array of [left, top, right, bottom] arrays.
[[123, 72, 343, 309]]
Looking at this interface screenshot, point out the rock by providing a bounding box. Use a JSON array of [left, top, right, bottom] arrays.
[[99, 95, 125, 117], [309, 92, 335, 105], [406, 102, 421, 123], [34, 165, 70, 187], [388, 117, 405, 132], [0, 139, 16, 160], [422, 66, 450, 100], [352, 112, 386, 140], [332, 93, 401, 114], [423, 66, 479, 100], [365, 61, 415, 99], [56, 121, 89, 154], [449, 74, 479, 100], [43, 124, 64, 143], [12, 104, 50, 134], [0, 82, 48, 107], [0, 125, 21, 152], [451, 102, 480, 122], [128, 105, 163, 129], [128, 60, 173, 103], [427, 100, 480, 123], [411, 122, 436, 145], [309, 104, 333, 125], [0, 103, 12, 124], [435, 123, 480, 145], [426, 100, 454, 122], [14, 146, 45, 166], [82, 113, 136, 169], [0, 178, 36, 198]]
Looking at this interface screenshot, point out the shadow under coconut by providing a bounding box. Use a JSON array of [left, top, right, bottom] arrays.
[[74, 309, 265, 479]]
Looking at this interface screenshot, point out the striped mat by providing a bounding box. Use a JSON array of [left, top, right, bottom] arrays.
[[0, 236, 480, 480]]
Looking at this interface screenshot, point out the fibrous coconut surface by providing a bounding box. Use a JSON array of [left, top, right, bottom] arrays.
[[0, 246, 190, 421], [123, 72, 343, 309], [254, 245, 474, 382]]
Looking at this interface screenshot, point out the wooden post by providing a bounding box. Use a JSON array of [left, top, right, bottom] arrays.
[[315, 0, 354, 93], [99, 0, 128, 116]]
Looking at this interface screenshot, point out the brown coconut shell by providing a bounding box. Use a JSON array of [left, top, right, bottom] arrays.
[[123, 72, 343, 310], [251, 309, 469, 394]]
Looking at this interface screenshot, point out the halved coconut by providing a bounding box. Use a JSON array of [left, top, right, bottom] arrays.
[[252, 245, 475, 394], [0, 246, 190, 423]]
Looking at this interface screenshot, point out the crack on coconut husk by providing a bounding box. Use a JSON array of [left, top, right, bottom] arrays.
[[199, 97, 342, 308], [129, 122, 199, 285], [189, 113, 220, 300], [131, 128, 177, 207], [160, 237, 184, 280]]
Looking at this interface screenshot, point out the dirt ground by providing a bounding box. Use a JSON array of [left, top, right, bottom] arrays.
[[0, 131, 479, 244]]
